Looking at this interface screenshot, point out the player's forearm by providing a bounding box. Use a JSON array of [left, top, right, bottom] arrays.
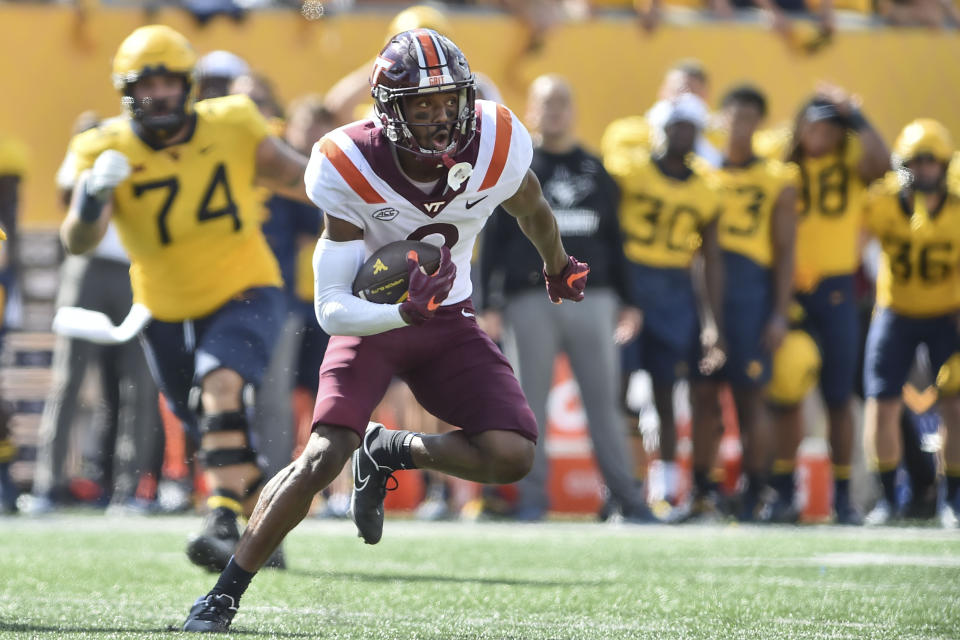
[[771, 190, 797, 320], [313, 237, 407, 336], [701, 224, 725, 333], [60, 217, 105, 255], [516, 205, 568, 275], [851, 112, 890, 183], [61, 181, 110, 254]]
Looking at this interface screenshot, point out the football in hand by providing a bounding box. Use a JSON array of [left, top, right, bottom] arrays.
[[352, 240, 443, 304]]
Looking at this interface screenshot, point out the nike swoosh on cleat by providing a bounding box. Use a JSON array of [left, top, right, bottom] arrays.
[[427, 296, 440, 312], [565, 270, 589, 288], [353, 454, 370, 492], [465, 196, 488, 209]]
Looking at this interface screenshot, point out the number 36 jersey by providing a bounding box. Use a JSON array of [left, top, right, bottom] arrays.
[[68, 95, 282, 322], [305, 99, 533, 306], [864, 172, 960, 317]]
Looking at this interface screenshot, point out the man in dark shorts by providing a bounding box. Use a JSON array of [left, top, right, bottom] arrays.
[[182, 28, 589, 633]]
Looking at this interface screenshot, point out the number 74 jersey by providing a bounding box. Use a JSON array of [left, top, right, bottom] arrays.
[[68, 95, 281, 322], [864, 173, 960, 317]]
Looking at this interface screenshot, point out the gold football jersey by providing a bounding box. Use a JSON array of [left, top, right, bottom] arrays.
[[794, 136, 866, 289], [605, 150, 722, 268], [716, 158, 798, 268], [864, 173, 960, 317], [69, 95, 282, 322]]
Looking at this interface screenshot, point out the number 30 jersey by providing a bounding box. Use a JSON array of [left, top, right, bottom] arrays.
[[604, 150, 723, 269], [68, 95, 282, 321], [864, 173, 960, 317], [305, 99, 533, 306]]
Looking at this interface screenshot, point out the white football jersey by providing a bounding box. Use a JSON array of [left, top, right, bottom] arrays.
[[305, 99, 533, 305]]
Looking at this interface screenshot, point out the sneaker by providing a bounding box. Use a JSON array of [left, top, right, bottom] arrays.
[[186, 509, 240, 572], [182, 593, 238, 633], [349, 423, 398, 545], [621, 502, 660, 524], [834, 499, 864, 526], [759, 495, 800, 524], [864, 499, 898, 526], [940, 504, 959, 529], [673, 494, 722, 524]]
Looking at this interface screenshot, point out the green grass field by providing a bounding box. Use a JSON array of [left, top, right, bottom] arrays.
[[0, 514, 957, 639]]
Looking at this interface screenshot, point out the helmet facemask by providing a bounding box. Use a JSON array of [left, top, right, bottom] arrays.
[[374, 82, 476, 164], [120, 71, 194, 138]]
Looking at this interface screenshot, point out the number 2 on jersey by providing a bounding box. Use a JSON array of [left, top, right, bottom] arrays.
[[132, 162, 241, 245]]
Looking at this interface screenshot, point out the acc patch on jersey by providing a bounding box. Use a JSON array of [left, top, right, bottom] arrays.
[[352, 240, 441, 304]]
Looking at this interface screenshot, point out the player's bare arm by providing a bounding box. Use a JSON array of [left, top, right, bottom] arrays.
[[765, 184, 798, 351], [817, 85, 889, 182], [854, 120, 891, 183], [61, 186, 112, 255], [500, 168, 568, 275], [255, 136, 310, 203]]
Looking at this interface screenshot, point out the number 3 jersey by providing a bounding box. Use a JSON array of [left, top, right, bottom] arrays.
[[67, 95, 282, 321], [863, 172, 960, 317], [305, 99, 533, 305], [715, 157, 798, 269]]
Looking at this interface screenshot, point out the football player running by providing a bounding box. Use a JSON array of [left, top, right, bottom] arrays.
[[861, 120, 960, 527], [60, 26, 310, 571], [182, 29, 587, 633]]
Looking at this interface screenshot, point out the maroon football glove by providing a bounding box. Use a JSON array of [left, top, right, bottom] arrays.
[[400, 245, 457, 325], [543, 256, 590, 304]]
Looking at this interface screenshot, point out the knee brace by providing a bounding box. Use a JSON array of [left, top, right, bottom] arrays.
[[198, 411, 265, 499]]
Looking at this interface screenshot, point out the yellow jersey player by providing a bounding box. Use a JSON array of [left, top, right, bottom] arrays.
[[685, 86, 797, 522], [766, 87, 889, 524], [862, 119, 960, 528], [59, 25, 310, 570], [604, 93, 725, 508]]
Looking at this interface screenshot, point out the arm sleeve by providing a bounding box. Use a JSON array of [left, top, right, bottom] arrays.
[[312, 237, 408, 336]]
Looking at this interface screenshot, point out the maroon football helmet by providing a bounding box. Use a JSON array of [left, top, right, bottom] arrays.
[[370, 29, 477, 162]]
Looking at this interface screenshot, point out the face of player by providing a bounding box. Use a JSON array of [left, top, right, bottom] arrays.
[[130, 73, 189, 134], [527, 79, 574, 141], [723, 101, 762, 149], [906, 154, 947, 193], [798, 119, 844, 158], [664, 121, 697, 158], [400, 90, 459, 152]]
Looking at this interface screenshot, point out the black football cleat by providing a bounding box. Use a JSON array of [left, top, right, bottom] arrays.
[[182, 593, 237, 633], [186, 508, 240, 572], [349, 423, 398, 545]]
